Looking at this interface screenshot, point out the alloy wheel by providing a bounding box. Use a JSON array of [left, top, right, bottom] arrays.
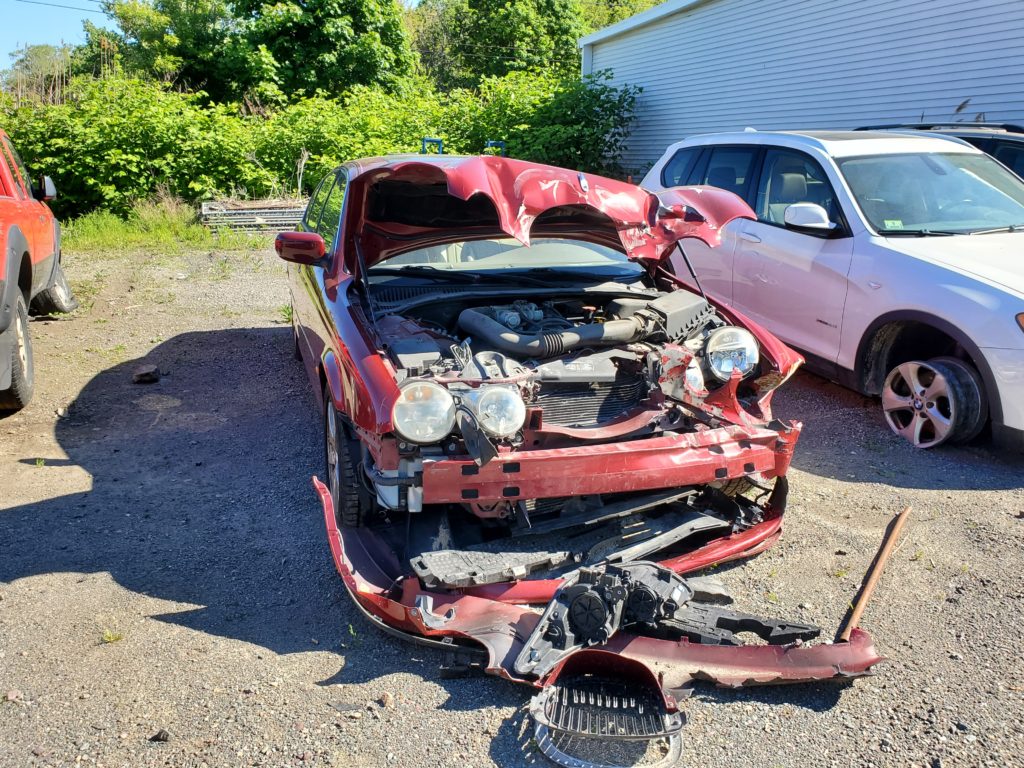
[[881, 361, 957, 448]]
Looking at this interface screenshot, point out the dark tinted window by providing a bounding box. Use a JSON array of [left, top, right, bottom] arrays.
[[660, 147, 701, 187], [698, 147, 759, 201], [304, 173, 335, 229], [993, 142, 1024, 178], [2, 138, 33, 198], [755, 148, 840, 225], [317, 173, 346, 248]]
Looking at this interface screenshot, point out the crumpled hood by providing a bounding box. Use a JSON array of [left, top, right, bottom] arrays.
[[342, 155, 754, 271], [888, 232, 1024, 297]]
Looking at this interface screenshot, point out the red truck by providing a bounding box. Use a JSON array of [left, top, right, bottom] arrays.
[[0, 128, 76, 412]]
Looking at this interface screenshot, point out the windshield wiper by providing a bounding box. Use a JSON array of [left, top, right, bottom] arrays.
[[881, 229, 959, 237], [968, 224, 1024, 235], [368, 266, 483, 283]]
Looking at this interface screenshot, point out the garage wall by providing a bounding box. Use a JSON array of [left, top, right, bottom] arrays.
[[583, 0, 1024, 173]]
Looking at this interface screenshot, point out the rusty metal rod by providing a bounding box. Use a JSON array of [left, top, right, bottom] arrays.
[[837, 505, 912, 642]]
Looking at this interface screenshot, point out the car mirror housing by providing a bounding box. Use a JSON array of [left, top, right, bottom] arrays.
[[783, 203, 835, 232], [33, 176, 56, 202], [275, 231, 327, 265]]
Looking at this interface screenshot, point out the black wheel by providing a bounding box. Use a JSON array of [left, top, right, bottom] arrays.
[[323, 388, 369, 528], [31, 257, 78, 315], [881, 357, 986, 448], [930, 356, 988, 443], [0, 293, 35, 411]]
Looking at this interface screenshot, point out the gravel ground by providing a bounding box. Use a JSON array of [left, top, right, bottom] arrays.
[[1, 243, 1022, 768]]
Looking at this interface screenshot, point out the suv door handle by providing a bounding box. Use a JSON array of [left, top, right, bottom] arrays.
[[739, 231, 761, 243]]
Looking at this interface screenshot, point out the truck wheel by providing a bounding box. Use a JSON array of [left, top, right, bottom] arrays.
[[323, 389, 368, 528], [32, 258, 78, 315], [0, 293, 35, 411], [881, 357, 985, 448]]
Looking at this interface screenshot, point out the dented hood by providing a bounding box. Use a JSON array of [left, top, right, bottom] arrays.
[[341, 155, 754, 271]]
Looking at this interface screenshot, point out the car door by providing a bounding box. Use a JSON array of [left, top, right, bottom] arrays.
[[666, 145, 760, 304], [297, 171, 347, 368], [1, 137, 54, 282], [730, 147, 854, 362]]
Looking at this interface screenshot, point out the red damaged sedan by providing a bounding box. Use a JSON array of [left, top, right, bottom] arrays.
[[278, 155, 881, 763]]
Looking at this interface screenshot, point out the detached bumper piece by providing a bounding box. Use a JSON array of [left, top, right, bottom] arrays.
[[530, 676, 684, 768], [313, 477, 885, 767], [515, 562, 820, 679]]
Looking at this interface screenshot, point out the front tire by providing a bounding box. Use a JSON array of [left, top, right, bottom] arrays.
[[0, 293, 35, 411], [31, 258, 78, 315], [881, 357, 986, 448], [323, 389, 368, 528]]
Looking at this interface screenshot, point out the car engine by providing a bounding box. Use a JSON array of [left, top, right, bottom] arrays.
[[375, 288, 767, 456]]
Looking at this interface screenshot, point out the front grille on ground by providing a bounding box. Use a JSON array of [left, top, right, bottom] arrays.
[[536, 377, 648, 428]]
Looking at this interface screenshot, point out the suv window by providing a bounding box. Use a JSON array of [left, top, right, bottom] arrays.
[[1, 138, 33, 198], [304, 173, 335, 230], [755, 149, 840, 225], [0, 139, 29, 198], [317, 173, 346, 249], [660, 147, 701, 187], [697, 147, 759, 201], [993, 142, 1024, 177]]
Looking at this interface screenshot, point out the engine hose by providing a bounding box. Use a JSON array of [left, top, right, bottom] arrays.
[[457, 308, 648, 359]]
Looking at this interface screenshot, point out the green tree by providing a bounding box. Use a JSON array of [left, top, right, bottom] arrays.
[[2, 44, 73, 105], [103, 0, 258, 102], [236, 0, 415, 98], [405, 0, 472, 90], [455, 0, 586, 82]]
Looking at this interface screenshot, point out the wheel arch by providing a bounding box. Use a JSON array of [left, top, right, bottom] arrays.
[[855, 310, 1001, 425], [1, 226, 31, 332]]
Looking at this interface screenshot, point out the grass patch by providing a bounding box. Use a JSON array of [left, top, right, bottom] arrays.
[[278, 303, 293, 324], [100, 628, 124, 644], [64, 193, 271, 255]]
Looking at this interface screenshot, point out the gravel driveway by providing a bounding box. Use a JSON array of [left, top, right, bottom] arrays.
[[1, 244, 1022, 768]]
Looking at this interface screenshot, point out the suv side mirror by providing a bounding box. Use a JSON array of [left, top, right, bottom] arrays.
[[783, 202, 835, 232], [275, 231, 326, 265], [33, 176, 56, 202]]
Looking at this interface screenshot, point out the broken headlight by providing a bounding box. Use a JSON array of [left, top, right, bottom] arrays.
[[706, 326, 760, 381], [392, 380, 456, 444]]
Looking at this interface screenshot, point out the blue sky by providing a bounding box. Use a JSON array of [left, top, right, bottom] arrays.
[[2, 1, 114, 62]]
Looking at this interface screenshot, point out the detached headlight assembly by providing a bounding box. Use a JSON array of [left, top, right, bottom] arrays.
[[474, 386, 526, 437], [392, 380, 456, 444], [706, 326, 760, 381]]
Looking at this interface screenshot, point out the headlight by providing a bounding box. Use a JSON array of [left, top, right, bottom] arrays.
[[474, 386, 526, 437], [392, 380, 456, 444], [706, 326, 760, 381]]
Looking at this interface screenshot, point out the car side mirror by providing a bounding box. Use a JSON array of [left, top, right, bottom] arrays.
[[275, 231, 326, 265], [33, 176, 56, 202], [783, 202, 835, 232]]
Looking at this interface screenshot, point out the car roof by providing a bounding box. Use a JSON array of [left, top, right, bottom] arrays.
[[667, 130, 983, 158]]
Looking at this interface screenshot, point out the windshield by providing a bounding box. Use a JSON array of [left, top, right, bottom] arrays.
[[837, 152, 1024, 234], [367, 238, 645, 280]]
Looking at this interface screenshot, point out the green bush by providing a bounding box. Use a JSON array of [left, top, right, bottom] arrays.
[[2, 71, 639, 218]]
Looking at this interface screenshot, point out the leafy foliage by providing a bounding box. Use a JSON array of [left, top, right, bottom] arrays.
[[454, 0, 585, 81], [94, 0, 414, 103], [2, 68, 639, 218]]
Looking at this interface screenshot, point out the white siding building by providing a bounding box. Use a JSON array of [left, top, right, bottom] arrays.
[[580, 0, 1024, 173]]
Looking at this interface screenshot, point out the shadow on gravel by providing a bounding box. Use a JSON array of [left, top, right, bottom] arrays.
[[0, 327, 519, 715], [776, 371, 1024, 491]]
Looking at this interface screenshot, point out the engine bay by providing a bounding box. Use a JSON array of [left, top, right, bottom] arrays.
[[374, 288, 770, 440]]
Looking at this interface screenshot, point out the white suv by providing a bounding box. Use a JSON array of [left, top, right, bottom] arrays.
[[642, 130, 1024, 450]]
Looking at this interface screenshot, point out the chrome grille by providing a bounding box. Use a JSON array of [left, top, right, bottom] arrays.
[[536, 377, 647, 428]]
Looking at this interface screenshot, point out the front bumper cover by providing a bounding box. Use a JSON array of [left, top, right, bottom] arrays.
[[313, 477, 885, 695]]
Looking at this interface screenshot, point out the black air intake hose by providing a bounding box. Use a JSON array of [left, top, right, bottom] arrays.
[[457, 308, 648, 359]]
